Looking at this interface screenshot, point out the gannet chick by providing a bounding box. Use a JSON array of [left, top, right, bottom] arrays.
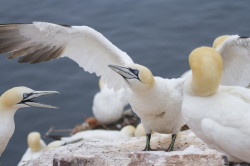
[[134, 123, 146, 137], [17, 132, 46, 166], [182, 47, 250, 164], [92, 79, 128, 124], [0, 86, 58, 155], [1, 23, 250, 152]]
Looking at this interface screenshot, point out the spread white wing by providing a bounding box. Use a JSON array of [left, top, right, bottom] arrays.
[[0, 22, 134, 90], [217, 35, 250, 87]]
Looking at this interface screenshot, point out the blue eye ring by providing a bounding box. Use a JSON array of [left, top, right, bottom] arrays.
[[23, 93, 28, 98], [129, 68, 139, 76]]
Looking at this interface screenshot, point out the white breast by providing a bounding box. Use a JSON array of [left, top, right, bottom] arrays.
[[129, 77, 184, 134], [0, 111, 15, 155], [182, 85, 250, 162]]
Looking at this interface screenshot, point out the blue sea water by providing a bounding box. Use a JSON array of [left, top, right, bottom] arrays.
[[0, 0, 250, 165]]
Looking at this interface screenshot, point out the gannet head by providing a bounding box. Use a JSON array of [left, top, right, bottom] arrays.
[[212, 35, 230, 49], [0, 86, 59, 109], [108, 64, 155, 92], [189, 47, 223, 96], [27, 132, 43, 152]]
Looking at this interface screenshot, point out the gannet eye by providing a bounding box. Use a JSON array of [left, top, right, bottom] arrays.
[[129, 68, 139, 76], [23, 93, 28, 98]]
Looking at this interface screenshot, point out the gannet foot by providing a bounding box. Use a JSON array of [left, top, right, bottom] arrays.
[[165, 134, 177, 152], [142, 147, 155, 151]]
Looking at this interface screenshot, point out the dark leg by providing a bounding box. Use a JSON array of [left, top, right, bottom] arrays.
[[166, 134, 177, 152], [143, 133, 153, 151]]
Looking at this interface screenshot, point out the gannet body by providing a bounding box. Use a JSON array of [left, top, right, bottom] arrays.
[[1, 22, 250, 151], [17, 132, 46, 166], [0, 86, 58, 155], [92, 79, 128, 124], [182, 47, 250, 164], [128, 76, 184, 134]]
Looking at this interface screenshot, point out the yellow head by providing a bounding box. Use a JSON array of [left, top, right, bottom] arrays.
[[212, 35, 230, 49], [27, 131, 43, 152], [108, 64, 155, 92], [0, 86, 33, 108], [0, 86, 58, 110], [189, 47, 223, 96]]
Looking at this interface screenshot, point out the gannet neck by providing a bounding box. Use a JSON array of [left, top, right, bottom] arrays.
[[212, 35, 230, 49], [0, 104, 16, 155], [27, 132, 43, 152], [189, 47, 223, 96], [0, 103, 18, 116], [0, 87, 26, 108]]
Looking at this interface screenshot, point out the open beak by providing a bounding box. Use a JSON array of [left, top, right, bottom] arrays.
[[108, 64, 139, 80], [19, 91, 59, 109]]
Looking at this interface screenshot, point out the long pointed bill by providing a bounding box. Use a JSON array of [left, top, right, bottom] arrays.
[[21, 91, 59, 109], [108, 64, 138, 80]]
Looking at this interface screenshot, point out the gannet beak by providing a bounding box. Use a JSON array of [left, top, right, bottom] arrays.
[[19, 91, 59, 109], [108, 64, 140, 80]]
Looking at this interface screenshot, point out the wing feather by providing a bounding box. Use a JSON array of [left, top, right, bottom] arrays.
[[217, 35, 250, 87], [0, 22, 134, 89]]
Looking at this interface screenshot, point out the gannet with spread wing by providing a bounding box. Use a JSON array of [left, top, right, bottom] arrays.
[[1, 22, 250, 151], [0, 86, 58, 155]]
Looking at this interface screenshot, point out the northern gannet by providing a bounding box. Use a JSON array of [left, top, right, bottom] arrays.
[[17, 132, 46, 166], [182, 47, 250, 164], [0, 86, 58, 155], [181, 35, 250, 88], [92, 79, 128, 124], [0, 23, 250, 151]]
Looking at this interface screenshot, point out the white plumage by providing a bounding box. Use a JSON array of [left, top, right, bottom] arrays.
[[92, 79, 128, 124], [1, 22, 250, 151], [0, 86, 58, 156], [61, 125, 136, 142], [182, 47, 250, 163]]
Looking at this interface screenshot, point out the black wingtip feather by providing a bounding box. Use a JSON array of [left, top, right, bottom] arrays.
[[239, 36, 250, 39]]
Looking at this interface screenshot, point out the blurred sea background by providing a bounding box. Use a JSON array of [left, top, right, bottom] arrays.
[[0, 0, 250, 165]]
